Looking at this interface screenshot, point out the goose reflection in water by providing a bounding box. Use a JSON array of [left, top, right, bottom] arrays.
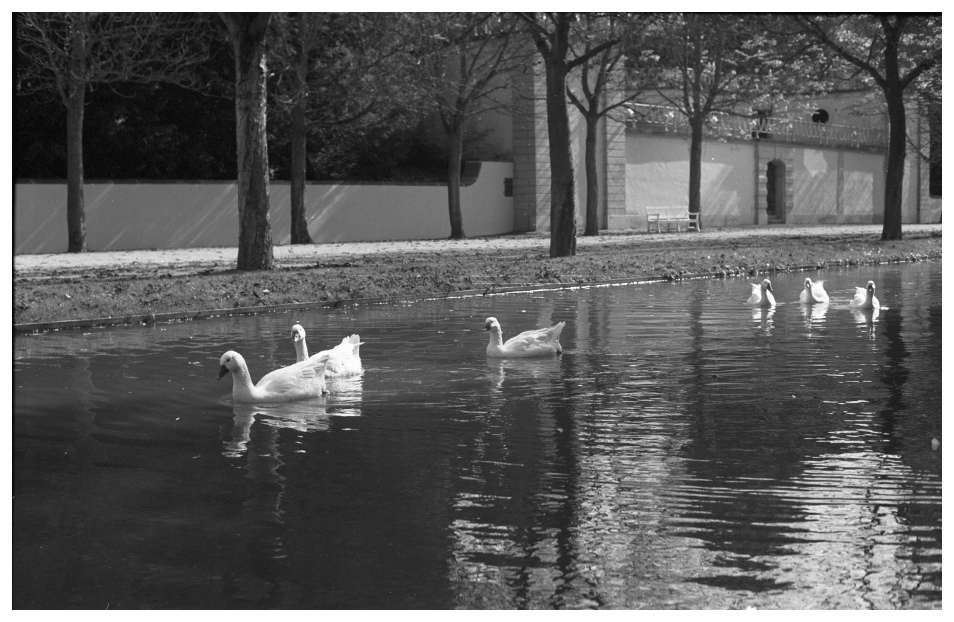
[[223, 374, 363, 458], [752, 306, 775, 335], [800, 301, 830, 331], [224, 398, 328, 458], [485, 356, 563, 392], [852, 307, 880, 340]]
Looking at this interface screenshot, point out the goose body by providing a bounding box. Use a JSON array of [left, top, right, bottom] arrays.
[[484, 317, 565, 358], [849, 280, 880, 310], [218, 350, 330, 403], [746, 278, 776, 307], [799, 278, 830, 304], [291, 324, 363, 377]]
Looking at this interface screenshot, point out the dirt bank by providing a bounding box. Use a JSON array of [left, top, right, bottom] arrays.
[[13, 225, 942, 330]]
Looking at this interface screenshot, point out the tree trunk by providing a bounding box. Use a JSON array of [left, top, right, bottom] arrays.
[[289, 101, 313, 244], [543, 59, 577, 257], [446, 120, 466, 239], [688, 116, 704, 231], [880, 29, 906, 242], [66, 21, 87, 253], [882, 91, 906, 241], [583, 113, 600, 236], [224, 13, 274, 271]]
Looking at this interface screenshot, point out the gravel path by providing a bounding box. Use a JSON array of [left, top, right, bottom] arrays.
[[14, 224, 938, 278]]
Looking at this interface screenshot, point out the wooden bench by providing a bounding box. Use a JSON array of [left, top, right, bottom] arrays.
[[646, 206, 699, 233]]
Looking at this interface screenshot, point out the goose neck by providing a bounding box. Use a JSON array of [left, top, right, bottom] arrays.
[[231, 364, 257, 400]]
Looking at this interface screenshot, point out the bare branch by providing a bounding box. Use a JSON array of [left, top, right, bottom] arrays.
[[17, 12, 213, 96]]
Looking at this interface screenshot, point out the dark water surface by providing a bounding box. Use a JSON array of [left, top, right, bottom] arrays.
[[13, 262, 941, 609]]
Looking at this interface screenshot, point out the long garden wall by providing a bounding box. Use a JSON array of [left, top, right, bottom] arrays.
[[15, 162, 514, 255], [624, 130, 939, 229], [626, 133, 756, 229]]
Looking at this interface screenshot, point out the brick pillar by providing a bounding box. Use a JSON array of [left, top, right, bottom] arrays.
[[511, 61, 549, 232], [603, 104, 631, 230], [783, 159, 795, 222], [754, 143, 767, 225]]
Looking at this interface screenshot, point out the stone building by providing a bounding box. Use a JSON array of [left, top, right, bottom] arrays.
[[500, 63, 941, 233]]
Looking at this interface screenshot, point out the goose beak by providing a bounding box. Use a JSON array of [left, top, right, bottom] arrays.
[[217, 365, 229, 380]]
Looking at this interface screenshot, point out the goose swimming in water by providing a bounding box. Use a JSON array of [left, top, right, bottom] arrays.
[[799, 278, 830, 304], [849, 280, 881, 310], [484, 317, 565, 358], [218, 350, 330, 403], [291, 324, 363, 377], [746, 278, 776, 308]]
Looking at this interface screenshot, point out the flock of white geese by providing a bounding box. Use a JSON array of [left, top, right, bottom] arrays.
[[218, 278, 881, 404], [747, 277, 881, 311]]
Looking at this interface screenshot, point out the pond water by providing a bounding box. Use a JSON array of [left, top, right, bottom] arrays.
[[13, 261, 941, 609]]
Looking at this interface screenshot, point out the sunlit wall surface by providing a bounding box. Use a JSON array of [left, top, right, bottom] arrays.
[[14, 162, 514, 254]]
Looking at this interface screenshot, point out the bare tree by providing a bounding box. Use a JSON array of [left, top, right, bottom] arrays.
[[793, 14, 941, 241], [270, 13, 413, 244], [518, 13, 619, 257], [641, 14, 766, 232], [220, 13, 273, 270], [567, 13, 651, 236], [636, 14, 846, 231], [409, 13, 531, 239], [15, 12, 211, 253]]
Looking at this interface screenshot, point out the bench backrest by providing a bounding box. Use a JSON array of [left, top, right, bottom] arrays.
[[647, 206, 688, 218]]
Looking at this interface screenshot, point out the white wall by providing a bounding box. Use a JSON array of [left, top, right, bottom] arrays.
[[841, 151, 884, 224], [904, 151, 942, 224], [623, 131, 916, 228], [783, 147, 884, 225], [15, 162, 514, 254], [625, 133, 755, 228]]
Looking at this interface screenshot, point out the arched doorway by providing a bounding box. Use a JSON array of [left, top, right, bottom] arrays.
[[766, 159, 786, 223]]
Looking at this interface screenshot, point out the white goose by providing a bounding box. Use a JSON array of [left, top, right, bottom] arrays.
[[746, 278, 776, 308], [799, 277, 830, 304], [849, 280, 881, 310], [484, 316, 565, 358], [218, 350, 330, 403], [291, 324, 363, 377]]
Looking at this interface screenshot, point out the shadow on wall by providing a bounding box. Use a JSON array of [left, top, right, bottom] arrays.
[[14, 162, 514, 254], [627, 135, 755, 228], [788, 148, 880, 225]]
